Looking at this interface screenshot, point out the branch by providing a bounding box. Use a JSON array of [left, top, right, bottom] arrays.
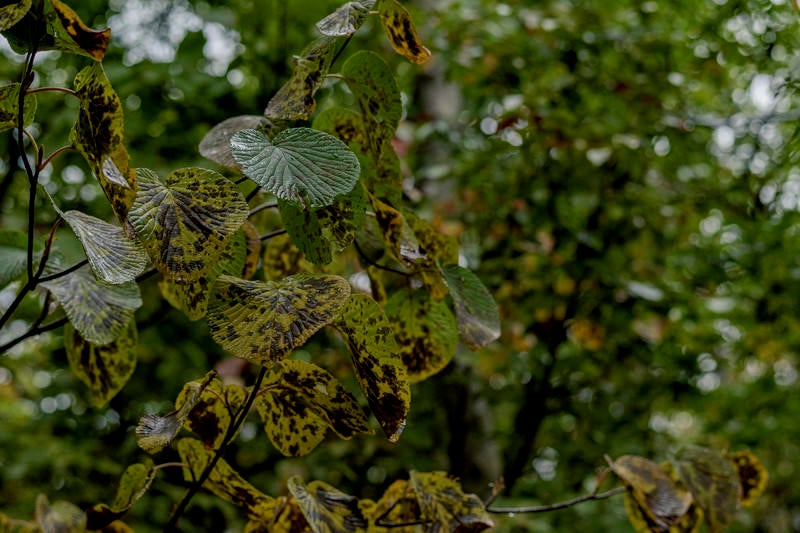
[[259, 228, 287, 242], [486, 487, 625, 514], [248, 201, 278, 217], [37, 258, 88, 283], [39, 144, 75, 171], [0, 316, 67, 355], [25, 86, 78, 97], [353, 240, 410, 276]]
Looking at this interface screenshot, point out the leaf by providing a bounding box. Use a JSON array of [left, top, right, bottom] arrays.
[[246, 497, 309, 533], [404, 212, 458, 300], [0, 0, 31, 32], [369, 195, 425, 268], [262, 233, 308, 281], [409, 471, 493, 533], [64, 320, 137, 407], [315, 1, 375, 36], [675, 445, 741, 532], [41, 264, 141, 345], [207, 274, 351, 363], [441, 265, 501, 350], [50, 0, 110, 60], [61, 210, 148, 284], [312, 106, 369, 147], [128, 167, 248, 283], [135, 371, 216, 454], [241, 220, 262, 280], [86, 461, 156, 529], [177, 438, 274, 516], [264, 36, 338, 120], [35, 494, 86, 533], [366, 480, 419, 531], [378, 0, 431, 64], [0, 82, 37, 133], [385, 289, 457, 382], [288, 476, 368, 533], [255, 360, 371, 456], [728, 451, 768, 507], [71, 62, 136, 221], [199, 115, 275, 170], [622, 490, 704, 533], [231, 128, 361, 208], [0, 230, 32, 286], [175, 373, 245, 449], [334, 294, 410, 442]]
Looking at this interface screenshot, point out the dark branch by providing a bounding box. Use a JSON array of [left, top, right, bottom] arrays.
[[259, 229, 287, 242], [487, 487, 625, 514]]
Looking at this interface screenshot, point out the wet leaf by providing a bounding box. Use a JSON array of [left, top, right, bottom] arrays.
[[71, 62, 136, 221], [315, 1, 375, 36], [263, 233, 308, 281], [128, 167, 248, 283], [675, 445, 741, 532], [175, 373, 245, 449], [409, 471, 493, 533], [61, 210, 148, 284], [441, 265, 500, 350], [0, 0, 31, 32], [0, 82, 36, 133], [288, 476, 367, 533], [64, 320, 137, 407], [255, 360, 371, 456], [35, 494, 85, 533], [86, 461, 155, 529], [199, 115, 281, 170], [241, 221, 262, 280], [385, 289, 457, 383], [177, 438, 273, 516], [41, 264, 141, 345], [369, 195, 425, 268], [50, 0, 110, 60], [208, 274, 351, 363], [378, 0, 431, 64], [334, 294, 410, 442], [231, 128, 361, 208], [264, 36, 338, 120], [0, 230, 32, 286], [135, 371, 216, 454], [728, 450, 768, 507]]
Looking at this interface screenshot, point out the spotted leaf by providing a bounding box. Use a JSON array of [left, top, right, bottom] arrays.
[[0, 0, 30, 32], [208, 274, 351, 363], [441, 264, 500, 350], [255, 360, 371, 457], [86, 461, 155, 530], [246, 497, 308, 533], [409, 471, 493, 533], [334, 294, 410, 442], [0, 82, 36, 133], [175, 373, 245, 449], [231, 128, 360, 208], [379, 0, 430, 64], [128, 167, 248, 283], [288, 476, 367, 533], [369, 195, 425, 268], [622, 490, 704, 533], [264, 36, 338, 120], [316, 1, 375, 36], [199, 115, 280, 170], [71, 62, 136, 221], [50, 0, 110, 60], [241, 221, 262, 280], [262, 233, 308, 281], [312, 106, 369, 148], [675, 446, 741, 533], [728, 451, 768, 507], [366, 479, 419, 530]]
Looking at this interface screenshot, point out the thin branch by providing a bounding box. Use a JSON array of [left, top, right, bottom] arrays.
[[245, 185, 261, 202], [32, 217, 62, 281], [259, 229, 287, 242], [329, 34, 353, 68], [154, 462, 188, 472], [486, 487, 625, 514], [136, 267, 158, 283], [38, 258, 89, 283], [353, 240, 410, 276], [19, 50, 39, 282], [39, 144, 75, 171], [0, 316, 67, 355], [25, 86, 78, 97], [248, 201, 278, 217]]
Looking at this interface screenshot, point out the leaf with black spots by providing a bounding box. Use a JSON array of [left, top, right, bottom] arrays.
[[0, 0, 30, 32], [50, 0, 110, 60], [241, 221, 261, 280], [199, 115, 281, 170], [71, 62, 136, 221], [379, 0, 430, 64], [262, 233, 308, 281], [369, 195, 425, 268], [315, 1, 375, 36], [404, 212, 458, 300], [246, 497, 309, 533], [366, 480, 419, 530], [0, 82, 36, 133], [441, 265, 500, 350], [128, 167, 248, 283], [728, 450, 768, 507], [312, 107, 368, 148], [288, 476, 367, 533], [208, 274, 351, 363], [334, 294, 410, 442], [175, 372, 245, 449], [231, 128, 360, 208], [675, 445, 741, 532], [409, 471, 493, 533], [86, 461, 155, 529], [264, 36, 338, 120], [41, 264, 141, 345]]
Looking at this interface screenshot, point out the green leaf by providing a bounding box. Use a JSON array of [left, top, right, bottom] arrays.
[[315, 1, 375, 37], [312, 106, 369, 147], [378, 0, 431, 64], [71, 62, 136, 221], [0, 0, 31, 32], [441, 264, 500, 350], [255, 360, 372, 456], [0, 83, 36, 133], [128, 167, 248, 283], [41, 265, 141, 345], [405, 212, 458, 300], [86, 461, 155, 530], [409, 471, 494, 533], [385, 289, 457, 383], [231, 128, 361, 208], [262, 233, 308, 281], [50, 0, 110, 60], [0, 230, 33, 286], [369, 194, 425, 268], [334, 294, 410, 442], [61, 210, 148, 284], [287, 476, 367, 533], [175, 373, 245, 449], [35, 494, 86, 533], [207, 274, 351, 363], [64, 320, 137, 407], [675, 445, 741, 533], [199, 115, 276, 170], [264, 36, 338, 120]]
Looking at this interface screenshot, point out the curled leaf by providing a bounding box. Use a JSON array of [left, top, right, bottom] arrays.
[[86, 461, 155, 529], [379, 0, 431, 64], [288, 476, 367, 533], [315, 1, 375, 37]]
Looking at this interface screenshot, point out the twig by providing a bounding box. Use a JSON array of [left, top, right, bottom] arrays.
[[249, 201, 278, 217], [259, 229, 287, 242], [353, 240, 410, 276], [25, 86, 78, 97], [38, 259, 89, 283], [486, 487, 625, 514], [39, 144, 75, 171], [0, 316, 67, 355]]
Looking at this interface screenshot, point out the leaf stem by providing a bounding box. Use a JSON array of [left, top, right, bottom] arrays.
[[486, 486, 625, 514], [353, 240, 410, 276], [259, 228, 287, 242], [25, 86, 78, 97], [39, 144, 76, 171]]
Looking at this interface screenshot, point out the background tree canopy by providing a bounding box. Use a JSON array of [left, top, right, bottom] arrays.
[[0, 0, 797, 531]]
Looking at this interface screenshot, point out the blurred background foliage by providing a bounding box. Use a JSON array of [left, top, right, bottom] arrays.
[[1, 0, 799, 531]]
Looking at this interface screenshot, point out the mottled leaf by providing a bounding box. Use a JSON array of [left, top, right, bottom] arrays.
[[128, 167, 248, 283], [264, 36, 338, 120], [334, 294, 410, 442], [208, 274, 351, 362], [288, 476, 367, 533], [61, 210, 148, 284], [367, 480, 419, 531], [675, 445, 741, 532], [255, 360, 371, 456], [0, 0, 30, 32], [41, 264, 141, 345], [242, 221, 262, 280], [86, 461, 155, 529], [246, 497, 308, 533], [728, 451, 768, 507], [177, 438, 273, 516], [315, 1, 375, 36], [0, 82, 36, 133], [369, 195, 425, 268], [263, 233, 308, 281], [71, 62, 136, 221], [622, 490, 704, 533], [175, 373, 245, 449], [231, 128, 361, 208], [379, 0, 431, 64], [35, 494, 85, 533], [405, 212, 458, 300], [409, 471, 493, 533], [312, 106, 368, 147], [135, 371, 216, 454], [199, 115, 275, 170], [385, 289, 457, 383], [51, 0, 110, 60], [0, 230, 32, 286], [441, 264, 500, 350]]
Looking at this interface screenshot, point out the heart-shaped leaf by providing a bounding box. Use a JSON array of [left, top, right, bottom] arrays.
[[128, 167, 248, 283], [0, 82, 37, 133], [409, 471, 494, 532], [199, 115, 276, 170], [379, 0, 431, 64], [86, 461, 155, 529], [208, 274, 351, 363], [315, 1, 375, 36], [441, 264, 501, 350], [288, 477, 367, 532], [0, 0, 31, 32]]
